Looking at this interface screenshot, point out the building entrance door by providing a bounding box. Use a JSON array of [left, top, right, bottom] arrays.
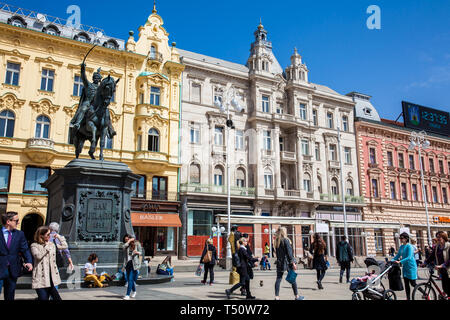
[[21, 213, 43, 246]]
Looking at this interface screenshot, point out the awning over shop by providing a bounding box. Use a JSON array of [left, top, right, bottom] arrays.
[[131, 212, 182, 227]]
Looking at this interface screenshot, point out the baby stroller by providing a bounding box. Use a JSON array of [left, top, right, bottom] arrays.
[[349, 258, 397, 300]]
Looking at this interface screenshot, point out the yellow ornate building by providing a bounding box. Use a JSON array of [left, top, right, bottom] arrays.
[[0, 4, 184, 256]]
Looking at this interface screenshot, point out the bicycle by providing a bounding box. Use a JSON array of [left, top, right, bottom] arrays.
[[412, 265, 449, 300]]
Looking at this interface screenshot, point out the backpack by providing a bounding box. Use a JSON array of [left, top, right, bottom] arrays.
[[232, 252, 241, 268]]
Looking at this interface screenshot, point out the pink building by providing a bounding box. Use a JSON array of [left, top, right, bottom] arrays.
[[353, 93, 450, 256]]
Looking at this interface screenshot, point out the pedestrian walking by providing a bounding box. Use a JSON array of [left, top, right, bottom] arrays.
[[264, 242, 270, 257], [391, 232, 417, 300], [225, 237, 257, 300], [122, 234, 143, 300], [0, 211, 33, 300], [49, 222, 74, 273], [274, 227, 304, 300], [411, 239, 421, 266], [200, 238, 218, 285], [310, 233, 328, 290], [30, 226, 67, 300], [228, 225, 242, 285], [423, 231, 450, 296], [336, 236, 354, 283]]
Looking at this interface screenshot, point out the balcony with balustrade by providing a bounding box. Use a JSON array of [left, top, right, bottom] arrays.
[[320, 193, 365, 204], [280, 151, 296, 162], [24, 138, 56, 163], [179, 183, 255, 198]]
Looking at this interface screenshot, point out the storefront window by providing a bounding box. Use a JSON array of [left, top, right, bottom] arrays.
[[374, 229, 384, 254], [188, 210, 213, 236], [157, 227, 174, 251]]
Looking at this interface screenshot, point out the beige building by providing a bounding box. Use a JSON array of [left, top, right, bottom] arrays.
[[0, 4, 184, 256]]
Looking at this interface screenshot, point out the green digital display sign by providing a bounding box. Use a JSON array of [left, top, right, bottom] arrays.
[[402, 101, 450, 136]]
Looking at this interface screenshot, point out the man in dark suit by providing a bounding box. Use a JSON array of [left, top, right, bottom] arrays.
[[0, 212, 33, 300]]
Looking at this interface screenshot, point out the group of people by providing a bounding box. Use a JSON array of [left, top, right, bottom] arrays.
[[0, 210, 150, 301], [388, 231, 449, 300], [197, 227, 355, 300], [0, 212, 73, 300]]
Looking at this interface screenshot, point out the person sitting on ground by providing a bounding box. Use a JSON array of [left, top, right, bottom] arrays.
[[157, 256, 174, 276], [84, 253, 111, 288]]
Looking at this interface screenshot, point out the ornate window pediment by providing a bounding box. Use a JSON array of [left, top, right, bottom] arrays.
[[0, 93, 25, 110], [29, 99, 60, 115]]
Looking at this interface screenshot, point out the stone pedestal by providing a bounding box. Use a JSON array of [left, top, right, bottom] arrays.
[[42, 159, 141, 278]]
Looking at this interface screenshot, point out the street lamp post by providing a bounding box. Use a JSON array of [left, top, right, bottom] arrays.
[[215, 87, 244, 264], [409, 130, 432, 246], [212, 226, 226, 259], [337, 126, 348, 239]]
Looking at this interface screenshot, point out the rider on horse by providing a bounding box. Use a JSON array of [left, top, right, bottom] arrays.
[[70, 63, 116, 140]]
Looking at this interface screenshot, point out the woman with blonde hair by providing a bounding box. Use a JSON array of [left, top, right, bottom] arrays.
[[274, 227, 304, 300], [310, 233, 328, 290], [31, 226, 67, 300]]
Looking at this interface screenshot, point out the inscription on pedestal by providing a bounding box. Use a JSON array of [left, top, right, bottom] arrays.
[[87, 198, 113, 233], [78, 189, 121, 242]]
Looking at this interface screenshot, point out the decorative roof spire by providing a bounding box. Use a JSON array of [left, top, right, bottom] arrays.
[[258, 18, 264, 30], [152, 0, 157, 13]]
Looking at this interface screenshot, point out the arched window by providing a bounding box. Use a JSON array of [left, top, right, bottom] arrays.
[[331, 178, 339, 196], [264, 169, 273, 189], [148, 128, 159, 152], [104, 39, 118, 49], [303, 173, 311, 193], [75, 32, 90, 43], [346, 179, 354, 196], [0, 110, 15, 138], [35, 115, 50, 139], [190, 163, 200, 184], [214, 166, 223, 186], [43, 25, 60, 36], [236, 168, 246, 187], [8, 16, 26, 28], [150, 45, 157, 59]]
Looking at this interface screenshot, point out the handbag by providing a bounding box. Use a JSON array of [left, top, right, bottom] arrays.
[[195, 263, 204, 277], [286, 268, 298, 284], [54, 240, 68, 268], [202, 250, 212, 264]]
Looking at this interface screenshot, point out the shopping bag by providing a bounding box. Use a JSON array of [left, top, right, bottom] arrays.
[[195, 263, 204, 277], [229, 269, 240, 285], [285, 269, 298, 284]]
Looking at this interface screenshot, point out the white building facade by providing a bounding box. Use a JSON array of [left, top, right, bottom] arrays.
[[178, 23, 364, 258]]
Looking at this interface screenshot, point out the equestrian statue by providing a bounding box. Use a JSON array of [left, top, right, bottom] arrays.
[[70, 45, 118, 160]]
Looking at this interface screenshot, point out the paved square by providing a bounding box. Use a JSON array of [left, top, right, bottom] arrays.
[[6, 268, 432, 301]]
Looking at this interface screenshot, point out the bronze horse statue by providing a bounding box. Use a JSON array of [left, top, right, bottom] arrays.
[[71, 75, 119, 160]]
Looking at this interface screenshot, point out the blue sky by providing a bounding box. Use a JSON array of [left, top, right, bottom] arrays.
[[6, 0, 450, 119]]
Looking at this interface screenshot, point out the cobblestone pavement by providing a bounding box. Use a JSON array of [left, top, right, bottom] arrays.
[[5, 267, 434, 301]]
